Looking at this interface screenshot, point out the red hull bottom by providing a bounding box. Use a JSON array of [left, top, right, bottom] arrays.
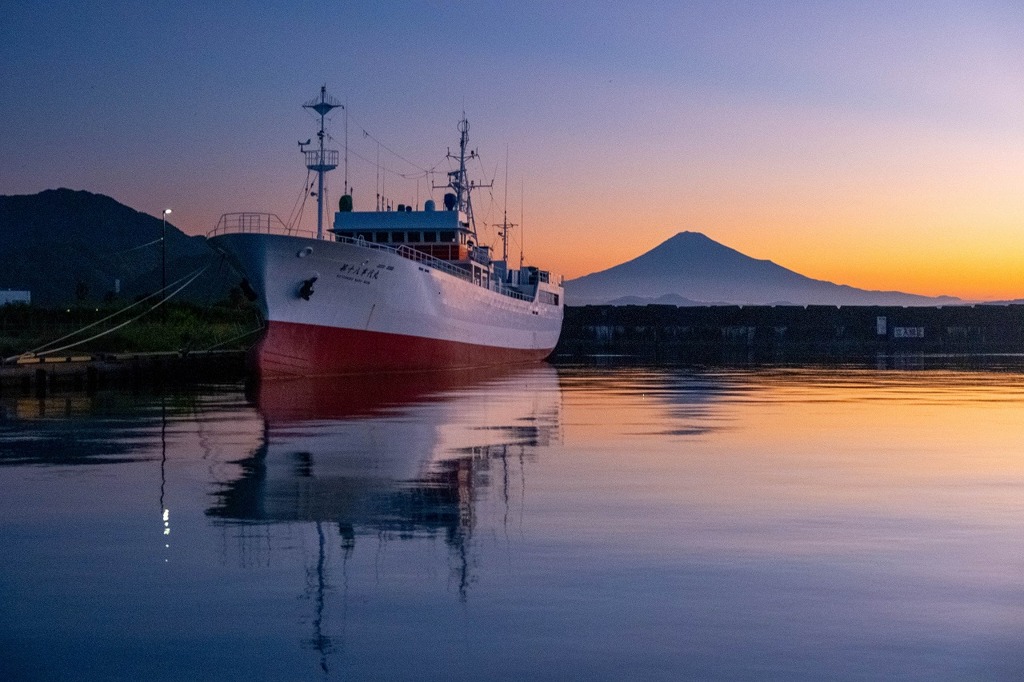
[[251, 320, 555, 377]]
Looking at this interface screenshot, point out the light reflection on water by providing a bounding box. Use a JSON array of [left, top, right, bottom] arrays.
[[2, 362, 1024, 679]]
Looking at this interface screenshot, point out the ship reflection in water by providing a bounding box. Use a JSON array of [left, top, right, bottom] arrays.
[[210, 365, 560, 592], [206, 365, 561, 673]]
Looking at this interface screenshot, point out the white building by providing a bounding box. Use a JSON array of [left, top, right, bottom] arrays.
[[0, 290, 31, 306]]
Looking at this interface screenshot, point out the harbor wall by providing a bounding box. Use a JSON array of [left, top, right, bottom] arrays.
[[555, 304, 1024, 362], [0, 350, 246, 395]]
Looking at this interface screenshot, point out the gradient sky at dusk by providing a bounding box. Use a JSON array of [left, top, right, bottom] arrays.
[[3, 1, 1024, 299]]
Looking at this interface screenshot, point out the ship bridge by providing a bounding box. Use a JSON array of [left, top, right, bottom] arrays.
[[332, 203, 480, 263]]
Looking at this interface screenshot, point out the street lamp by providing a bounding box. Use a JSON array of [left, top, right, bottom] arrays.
[[162, 209, 172, 322]]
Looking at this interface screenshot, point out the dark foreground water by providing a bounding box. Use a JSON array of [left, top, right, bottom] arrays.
[[3, 361, 1024, 680]]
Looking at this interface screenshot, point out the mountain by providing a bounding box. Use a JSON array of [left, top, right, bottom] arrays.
[[606, 293, 714, 306], [1, 194, 966, 309], [565, 231, 962, 307], [0, 189, 233, 306]]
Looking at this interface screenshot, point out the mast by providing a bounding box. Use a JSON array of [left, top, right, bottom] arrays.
[[519, 178, 525, 269], [435, 115, 490, 237], [344, 97, 349, 195], [301, 86, 340, 240], [497, 146, 516, 262]]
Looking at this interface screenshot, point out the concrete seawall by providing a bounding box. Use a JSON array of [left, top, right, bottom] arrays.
[[555, 304, 1024, 362]]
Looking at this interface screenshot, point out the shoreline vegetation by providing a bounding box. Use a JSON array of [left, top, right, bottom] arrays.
[[0, 298, 261, 361]]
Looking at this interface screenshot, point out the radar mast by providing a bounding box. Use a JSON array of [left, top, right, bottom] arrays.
[[435, 115, 491, 238], [301, 86, 341, 240]]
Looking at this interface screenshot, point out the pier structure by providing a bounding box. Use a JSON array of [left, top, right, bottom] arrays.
[[556, 304, 1024, 363], [0, 350, 246, 396]]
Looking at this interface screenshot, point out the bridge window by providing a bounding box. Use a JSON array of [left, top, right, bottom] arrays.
[[423, 231, 437, 242], [375, 231, 388, 242], [440, 231, 456, 243], [407, 231, 422, 243], [539, 291, 559, 306], [392, 231, 405, 243]]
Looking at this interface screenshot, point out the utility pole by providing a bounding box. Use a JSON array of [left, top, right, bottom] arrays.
[[162, 208, 172, 322]]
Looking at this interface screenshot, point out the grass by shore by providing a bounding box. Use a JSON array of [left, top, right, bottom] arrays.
[[0, 300, 262, 359]]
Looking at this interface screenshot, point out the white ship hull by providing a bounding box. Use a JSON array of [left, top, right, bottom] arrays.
[[210, 232, 564, 377]]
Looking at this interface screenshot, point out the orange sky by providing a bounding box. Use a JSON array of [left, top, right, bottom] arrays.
[[4, 3, 1024, 301], [519, 96, 1024, 301]]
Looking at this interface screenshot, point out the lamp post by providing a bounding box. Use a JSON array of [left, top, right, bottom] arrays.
[[162, 209, 172, 322]]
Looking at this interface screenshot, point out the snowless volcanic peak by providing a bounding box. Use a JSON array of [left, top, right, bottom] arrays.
[[564, 231, 960, 307]]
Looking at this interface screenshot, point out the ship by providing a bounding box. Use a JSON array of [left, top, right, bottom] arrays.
[[208, 87, 564, 377]]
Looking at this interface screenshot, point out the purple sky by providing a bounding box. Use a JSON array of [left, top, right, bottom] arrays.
[[3, 1, 1024, 297]]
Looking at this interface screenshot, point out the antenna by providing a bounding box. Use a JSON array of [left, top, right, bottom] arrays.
[[433, 114, 491, 237], [496, 145, 517, 263], [519, 177, 525, 269], [301, 85, 340, 240], [344, 97, 349, 195]]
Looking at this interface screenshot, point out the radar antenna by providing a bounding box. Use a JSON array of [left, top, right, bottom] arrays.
[[434, 115, 491, 238]]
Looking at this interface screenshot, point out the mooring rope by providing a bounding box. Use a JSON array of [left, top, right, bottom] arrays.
[[100, 237, 163, 257], [23, 267, 209, 358], [4, 265, 210, 363], [203, 323, 265, 352]]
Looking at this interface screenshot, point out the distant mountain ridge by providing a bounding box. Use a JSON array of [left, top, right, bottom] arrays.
[[0, 188, 231, 306], [1, 191, 967, 309], [565, 231, 962, 307]]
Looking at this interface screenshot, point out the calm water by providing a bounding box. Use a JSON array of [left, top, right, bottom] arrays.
[[3, 361, 1024, 680]]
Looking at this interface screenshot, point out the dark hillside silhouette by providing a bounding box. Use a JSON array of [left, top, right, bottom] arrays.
[[0, 189, 232, 306]]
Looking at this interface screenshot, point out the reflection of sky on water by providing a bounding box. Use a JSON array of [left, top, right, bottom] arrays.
[[0, 395, 156, 466], [3, 364, 1024, 679]]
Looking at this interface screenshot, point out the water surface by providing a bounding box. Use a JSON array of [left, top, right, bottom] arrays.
[[3, 363, 1024, 679]]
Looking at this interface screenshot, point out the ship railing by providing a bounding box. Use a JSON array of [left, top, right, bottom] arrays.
[[395, 243, 473, 281], [333, 235, 536, 303], [304, 149, 339, 171], [498, 285, 534, 302], [334, 235, 476, 284], [207, 213, 315, 239]]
